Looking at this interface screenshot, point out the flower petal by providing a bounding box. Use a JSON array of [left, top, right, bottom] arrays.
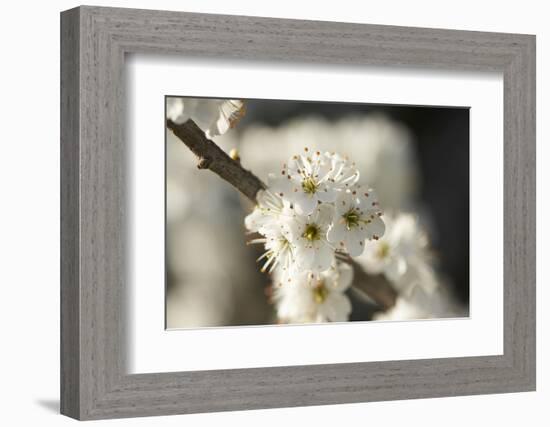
[[366, 214, 386, 240], [313, 243, 335, 272], [335, 191, 354, 215], [244, 208, 265, 232], [334, 262, 353, 290], [324, 293, 352, 322], [286, 155, 303, 176], [191, 101, 223, 136], [315, 203, 335, 226], [385, 255, 407, 281], [327, 222, 347, 245], [166, 98, 189, 124], [293, 192, 318, 215], [317, 186, 338, 203], [295, 245, 316, 271], [268, 175, 293, 199], [344, 233, 365, 257]]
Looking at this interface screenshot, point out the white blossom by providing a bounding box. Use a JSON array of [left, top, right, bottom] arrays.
[[245, 149, 385, 282], [373, 296, 429, 321], [270, 149, 359, 215], [166, 97, 245, 138], [243, 148, 389, 323], [327, 185, 385, 256], [287, 203, 336, 273], [358, 212, 438, 295], [373, 284, 466, 321], [231, 115, 418, 210], [274, 263, 353, 323], [244, 186, 290, 234], [249, 220, 295, 278]]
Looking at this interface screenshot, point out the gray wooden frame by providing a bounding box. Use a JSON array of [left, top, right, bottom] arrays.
[[60, 5, 536, 420]]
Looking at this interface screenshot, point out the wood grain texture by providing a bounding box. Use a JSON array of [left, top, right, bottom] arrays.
[[60, 7, 81, 419], [60, 5, 536, 420]]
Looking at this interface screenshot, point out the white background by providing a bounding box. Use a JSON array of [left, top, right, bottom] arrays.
[[0, 0, 546, 426], [129, 58, 503, 373]]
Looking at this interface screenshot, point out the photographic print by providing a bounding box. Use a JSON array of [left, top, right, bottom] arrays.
[[165, 97, 469, 329]]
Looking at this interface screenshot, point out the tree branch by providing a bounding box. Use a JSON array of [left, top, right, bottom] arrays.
[[167, 119, 265, 202], [347, 259, 398, 310], [167, 119, 397, 311]]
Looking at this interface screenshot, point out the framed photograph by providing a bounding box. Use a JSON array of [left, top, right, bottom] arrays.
[[60, 6, 536, 420]]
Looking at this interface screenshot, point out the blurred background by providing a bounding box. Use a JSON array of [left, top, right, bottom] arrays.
[[166, 99, 469, 329]]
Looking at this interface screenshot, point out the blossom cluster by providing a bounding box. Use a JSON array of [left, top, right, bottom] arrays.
[[230, 115, 418, 210], [245, 148, 385, 322], [359, 212, 437, 296], [166, 97, 458, 326]]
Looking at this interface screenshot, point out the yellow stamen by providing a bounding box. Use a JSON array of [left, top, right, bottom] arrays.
[[303, 224, 320, 241], [377, 241, 390, 259], [312, 281, 329, 304], [302, 177, 318, 194]]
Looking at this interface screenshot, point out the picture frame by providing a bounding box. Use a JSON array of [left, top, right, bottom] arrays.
[[60, 5, 536, 420]]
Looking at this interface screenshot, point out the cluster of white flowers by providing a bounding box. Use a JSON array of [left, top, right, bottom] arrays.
[[355, 212, 465, 321], [222, 115, 419, 210], [273, 264, 354, 323], [166, 97, 463, 326], [358, 212, 438, 296], [245, 148, 385, 323]]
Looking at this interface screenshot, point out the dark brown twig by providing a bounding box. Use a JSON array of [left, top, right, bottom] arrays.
[[346, 259, 398, 310], [167, 119, 265, 202]]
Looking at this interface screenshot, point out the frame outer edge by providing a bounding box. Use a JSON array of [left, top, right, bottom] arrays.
[[527, 35, 536, 390], [502, 34, 536, 391], [60, 6, 537, 420], [519, 34, 536, 389], [60, 6, 82, 420]]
